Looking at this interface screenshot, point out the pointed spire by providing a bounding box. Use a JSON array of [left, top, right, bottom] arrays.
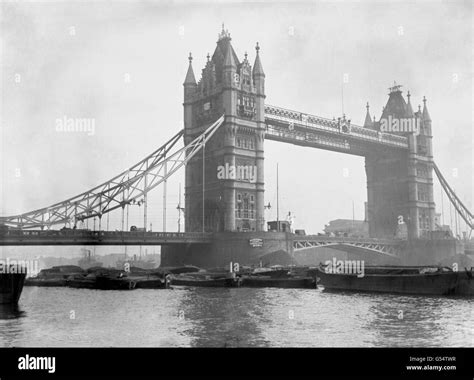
[[218, 23, 231, 41], [406, 90, 414, 117], [422, 96, 431, 121], [206, 53, 210, 63], [364, 102, 372, 127], [224, 41, 236, 69], [389, 81, 402, 94], [184, 52, 196, 85], [252, 42, 265, 77]]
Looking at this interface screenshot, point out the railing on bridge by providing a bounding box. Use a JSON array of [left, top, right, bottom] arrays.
[[265, 124, 353, 152], [0, 228, 213, 245], [293, 235, 403, 243], [264, 105, 409, 149]]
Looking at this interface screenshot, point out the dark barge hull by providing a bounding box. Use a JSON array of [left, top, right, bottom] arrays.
[[454, 270, 474, 296], [67, 279, 97, 289], [240, 276, 316, 289], [25, 278, 68, 287], [95, 276, 136, 290], [134, 277, 169, 289], [0, 272, 26, 304], [315, 268, 459, 295], [170, 277, 239, 288], [67, 277, 136, 290]]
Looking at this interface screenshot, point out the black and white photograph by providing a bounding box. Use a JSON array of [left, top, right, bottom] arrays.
[[0, 0, 472, 377]]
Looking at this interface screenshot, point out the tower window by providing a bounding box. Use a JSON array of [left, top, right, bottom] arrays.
[[238, 95, 256, 119]]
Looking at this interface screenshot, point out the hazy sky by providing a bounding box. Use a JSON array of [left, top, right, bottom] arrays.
[[1, 0, 472, 251]]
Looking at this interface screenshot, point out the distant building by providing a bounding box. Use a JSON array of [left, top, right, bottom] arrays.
[[434, 213, 451, 231], [323, 219, 369, 237], [267, 220, 292, 232]]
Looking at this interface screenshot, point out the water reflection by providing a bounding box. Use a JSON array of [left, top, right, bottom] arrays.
[[177, 288, 273, 347], [0, 304, 26, 347], [359, 293, 473, 347], [0, 304, 26, 320], [0, 286, 471, 347]]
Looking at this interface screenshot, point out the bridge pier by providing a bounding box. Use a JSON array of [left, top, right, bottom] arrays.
[[160, 233, 461, 268], [401, 238, 461, 265], [161, 231, 294, 268]]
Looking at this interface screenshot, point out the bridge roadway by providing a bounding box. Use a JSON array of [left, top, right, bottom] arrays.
[[0, 228, 404, 257], [264, 105, 409, 156], [0, 229, 213, 246]]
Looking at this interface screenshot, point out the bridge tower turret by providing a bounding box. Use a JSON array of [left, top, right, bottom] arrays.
[[183, 26, 266, 232], [365, 84, 436, 240], [183, 52, 197, 135], [252, 42, 266, 233]]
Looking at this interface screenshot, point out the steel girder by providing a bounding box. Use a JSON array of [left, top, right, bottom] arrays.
[[433, 162, 473, 231], [0, 115, 225, 229], [264, 104, 409, 150], [293, 238, 403, 258]]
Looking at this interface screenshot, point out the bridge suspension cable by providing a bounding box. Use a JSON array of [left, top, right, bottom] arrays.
[[433, 162, 473, 232], [0, 115, 225, 229]]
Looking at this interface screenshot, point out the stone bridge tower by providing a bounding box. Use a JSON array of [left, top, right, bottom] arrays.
[[364, 84, 435, 240], [183, 26, 266, 232]]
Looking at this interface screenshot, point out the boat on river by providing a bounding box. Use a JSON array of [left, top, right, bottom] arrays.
[[313, 264, 474, 296], [170, 272, 240, 288], [66, 267, 136, 290], [237, 266, 316, 289], [0, 265, 27, 304], [453, 269, 474, 295], [240, 275, 316, 288], [25, 265, 84, 287], [67, 274, 136, 290], [67, 274, 97, 289], [132, 274, 170, 289]]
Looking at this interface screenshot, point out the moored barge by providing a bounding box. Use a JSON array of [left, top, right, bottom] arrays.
[[314, 265, 474, 296], [66, 267, 136, 290], [25, 265, 84, 287], [239, 275, 316, 288], [0, 265, 27, 304], [170, 272, 240, 288]]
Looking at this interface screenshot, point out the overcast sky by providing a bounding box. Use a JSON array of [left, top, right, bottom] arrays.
[[1, 0, 472, 254]]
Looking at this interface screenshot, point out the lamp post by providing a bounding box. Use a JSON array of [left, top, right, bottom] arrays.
[[177, 183, 185, 233]]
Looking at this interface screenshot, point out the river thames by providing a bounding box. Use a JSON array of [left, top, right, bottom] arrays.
[[0, 287, 472, 347]]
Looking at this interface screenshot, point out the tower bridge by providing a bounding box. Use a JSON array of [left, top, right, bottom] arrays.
[[0, 26, 472, 267], [264, 104, 409, 155]]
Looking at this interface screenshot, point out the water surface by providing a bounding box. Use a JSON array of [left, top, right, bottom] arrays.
[[0, 287, 472, 347]]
